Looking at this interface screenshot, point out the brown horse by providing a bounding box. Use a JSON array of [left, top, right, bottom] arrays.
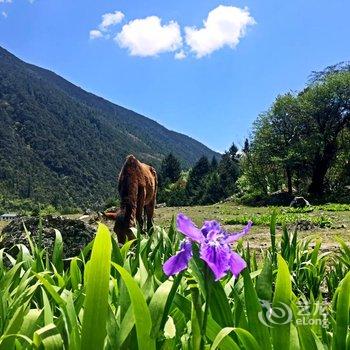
[[111, 155, 157, 243]]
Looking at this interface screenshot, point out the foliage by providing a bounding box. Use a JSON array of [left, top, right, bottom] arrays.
[[159, 148, 240, 206], [0, 213, 348, 349], [0, 195, 60, 216], [186, 156, 212, 203], [225, 211, 333, 227], [241, 64, 350, 201], [160, 153, 182, 185]]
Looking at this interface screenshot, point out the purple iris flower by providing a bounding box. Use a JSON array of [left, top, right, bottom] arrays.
[[163, 213, 252, 281]]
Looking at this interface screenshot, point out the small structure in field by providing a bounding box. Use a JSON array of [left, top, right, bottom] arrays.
[[290, 197, 311, 208], [0, 213, 18, 221]]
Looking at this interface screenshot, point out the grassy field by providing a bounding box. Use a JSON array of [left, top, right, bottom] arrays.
[[154, 202, 350, 249], [1, 202, 349, 250]]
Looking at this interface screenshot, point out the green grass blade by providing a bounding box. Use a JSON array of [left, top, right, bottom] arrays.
[[332, 271, 350, 350], [33, 324, 63, 350], [81, 223, 112, 350], [210, 327, 239, 350], [206, 317, 240, 350], [242, 269, 272, 350], [19, 308, 42, 339], [233, 328, 261, 350], [208, 275, 234, 327], [113, 263, 156, 350], [149, 280, 174, 337], [271, 255, 292, 350], [256, 256, 273, 301], [270, 210, 277, 267], [0, 303, 28, 350], [70, 257, 82, 290]]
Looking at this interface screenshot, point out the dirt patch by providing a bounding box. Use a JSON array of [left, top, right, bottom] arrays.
[[0, 215, 96, 258]]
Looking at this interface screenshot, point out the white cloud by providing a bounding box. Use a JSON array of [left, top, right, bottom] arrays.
[[99, 10, 124, 31], [174, 50, 186, 60], [185, 5, 255, 58], [116, 16, 182, 57], [0, 0, 12, 3], [90, 29, 103, 40], [2, 11, 7, 18]]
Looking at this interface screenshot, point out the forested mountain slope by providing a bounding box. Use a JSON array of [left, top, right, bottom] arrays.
[[0, 46, 219, 209]]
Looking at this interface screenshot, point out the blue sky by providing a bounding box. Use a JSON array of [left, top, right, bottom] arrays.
[[1, 0, 350, 152]]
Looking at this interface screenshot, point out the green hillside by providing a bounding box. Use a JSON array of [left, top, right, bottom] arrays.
[[0, 46, 219, 209]]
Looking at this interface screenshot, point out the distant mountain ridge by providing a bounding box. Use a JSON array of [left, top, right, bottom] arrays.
[[0, 46, 219, 209]]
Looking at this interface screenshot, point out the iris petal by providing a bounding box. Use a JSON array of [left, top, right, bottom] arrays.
[[176, 213, 204, 243], [163, 241, 193, 276], [229, 251, 247, 277], [200, 243, 230, 281], [225, 221, 253, 244], [201, 220, 221, 238]]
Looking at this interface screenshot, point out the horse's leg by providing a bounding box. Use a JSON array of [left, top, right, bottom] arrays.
[[136, 188, 145, 232], [114, 221, 126, 245], [145, 197, 155, 233]]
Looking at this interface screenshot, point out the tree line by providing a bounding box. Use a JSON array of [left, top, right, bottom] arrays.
[[158, 63, 350, 206]]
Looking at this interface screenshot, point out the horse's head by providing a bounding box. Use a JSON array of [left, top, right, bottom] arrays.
[[113, 208, 135, 244]]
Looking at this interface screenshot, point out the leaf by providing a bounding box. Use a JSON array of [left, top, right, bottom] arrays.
[[52, 229, 64, 273], [116, 305, 134, 347], [206, 317, 240, 350], [271, 255, 292, 350], [270, 210, 277, 267], [164, 316, 176, 339], [42, 288, 54, 324], [149, 280, 174, 337], [0, 303, 28, 350], [33, 324, 63, 350], [210, 327, 237, 350], [81, 224, 112, 350], [256, 256, 273, 301], [19, 309, 42, 339], [332, 271, 350, 350], [208, 275, 234, 327], [120, 239, 136, 261], [233, 328, 261, 350], [70, 257, 82, 290], [113, 263, 156, 350], [242, 268, 272, 350]]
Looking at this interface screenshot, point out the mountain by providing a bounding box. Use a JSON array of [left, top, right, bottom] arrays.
[[0, 46, 220, 209]]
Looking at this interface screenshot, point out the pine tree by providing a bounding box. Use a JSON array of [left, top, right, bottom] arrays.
[[218, 143, 240, 197], [210, 156, 218, 171], [160, 153, 181, 184], [186, 156, 210, 202], [243, 138, 250, 153], [201, 172, 225, 204]]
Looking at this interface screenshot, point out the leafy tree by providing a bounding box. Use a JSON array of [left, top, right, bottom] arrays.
[[302, 68, 350, 195], [241, 63, 350, 199]]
